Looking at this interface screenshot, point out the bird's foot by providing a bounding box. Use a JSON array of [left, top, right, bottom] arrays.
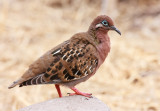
[[69, 87, 92, 98], [68, 92, 92, 98]]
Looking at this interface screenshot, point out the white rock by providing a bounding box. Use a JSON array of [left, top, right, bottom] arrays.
[[17, 95, 111, 111]]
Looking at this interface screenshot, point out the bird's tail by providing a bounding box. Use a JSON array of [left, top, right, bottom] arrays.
[[8, 74, 45, 88], [18, 74, 46, 87], [8, 78, 25, 89]]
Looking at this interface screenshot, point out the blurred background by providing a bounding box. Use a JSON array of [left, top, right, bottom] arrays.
[[0, 0, 160, 111]]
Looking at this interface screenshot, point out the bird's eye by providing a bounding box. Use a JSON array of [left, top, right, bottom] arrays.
[[102, 20, 108, 26]]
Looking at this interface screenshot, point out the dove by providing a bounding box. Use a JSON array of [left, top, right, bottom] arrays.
[[8, 15, 121, 98]]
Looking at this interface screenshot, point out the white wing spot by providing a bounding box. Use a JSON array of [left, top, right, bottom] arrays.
[[75, 71, 79, 75], [77, 53, 80, 56], [66, 55, 71, 61], [84, 70, 88, 75], [86, 65, 88, 69], [89, 66, 93, 73], [53, 49, 61, 55], [62, 55, 66, 59], [89, 66, 92, 71]]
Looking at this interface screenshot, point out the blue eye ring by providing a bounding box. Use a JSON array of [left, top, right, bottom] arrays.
[[102, 20, 108, 26]]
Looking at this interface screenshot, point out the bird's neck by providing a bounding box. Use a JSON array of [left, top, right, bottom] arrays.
[[96, 31, 111, 65], [87, 29, 110, 64]]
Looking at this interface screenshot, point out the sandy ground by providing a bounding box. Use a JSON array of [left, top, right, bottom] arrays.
[[0, 0, 160, 111]]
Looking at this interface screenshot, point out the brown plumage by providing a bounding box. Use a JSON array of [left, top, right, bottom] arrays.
[[8, 15, 121, 98]]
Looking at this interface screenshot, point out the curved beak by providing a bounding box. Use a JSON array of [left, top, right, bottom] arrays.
[[110, 26, 121, 35]]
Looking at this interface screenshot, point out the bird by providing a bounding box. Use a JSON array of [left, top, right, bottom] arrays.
[[8, 15, 121, 98]]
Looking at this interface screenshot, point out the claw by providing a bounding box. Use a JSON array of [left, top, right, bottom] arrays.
[[69, 87, 92, 98]]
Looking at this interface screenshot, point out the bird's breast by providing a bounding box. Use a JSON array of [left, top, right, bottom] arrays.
[[96, 39, 110, 66]]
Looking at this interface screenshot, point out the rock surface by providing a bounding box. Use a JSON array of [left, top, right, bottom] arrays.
[[17, 95, 111, 111]]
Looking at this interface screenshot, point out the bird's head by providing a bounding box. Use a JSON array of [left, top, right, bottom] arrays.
[[88, 15, 121, 36]]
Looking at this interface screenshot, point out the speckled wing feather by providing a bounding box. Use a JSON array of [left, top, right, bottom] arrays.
[[19, 37, 98, 87]]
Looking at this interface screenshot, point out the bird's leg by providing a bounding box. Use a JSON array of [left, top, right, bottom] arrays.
[[55, 84, 62, 98], [69, 87, 92, 98]]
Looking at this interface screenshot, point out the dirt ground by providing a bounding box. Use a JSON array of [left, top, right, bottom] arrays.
[[0, 0, 160, 111]]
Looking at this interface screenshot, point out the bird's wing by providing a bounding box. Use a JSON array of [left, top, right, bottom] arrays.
[[8, 40, 70, 88], [18, 37, 98, 87]]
